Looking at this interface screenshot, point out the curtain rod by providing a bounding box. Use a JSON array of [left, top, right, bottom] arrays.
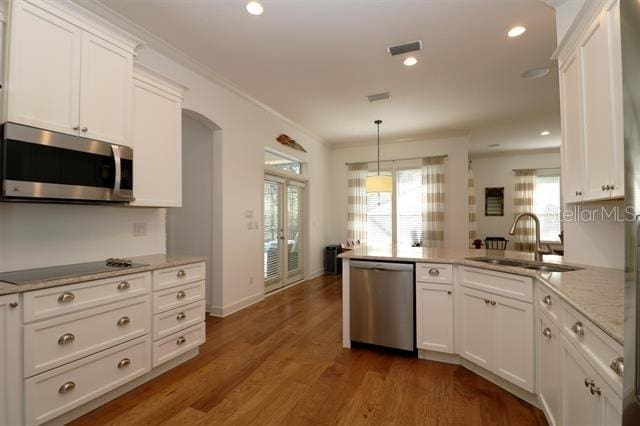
[[512, 167, 560, 172], [345, 154, 448, 166]]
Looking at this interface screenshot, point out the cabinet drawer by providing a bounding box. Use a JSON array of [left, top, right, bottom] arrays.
[[561, 302, 623, 396], [416, 263, 453, 284], [25, 335, 150, 425], [24, 295, 150, 377], [23, 272, 151, 323], [152, 262, 205, 291], [153, 280, 205, 314], [537, 284, 561, 326], [153, 300, 205, 341], [459, 266, 533, 303], [152, 321, 204, 367]]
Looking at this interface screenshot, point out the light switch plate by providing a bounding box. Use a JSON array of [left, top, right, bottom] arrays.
[[245, 210, 254, 219], [133, 222, 147, 237]]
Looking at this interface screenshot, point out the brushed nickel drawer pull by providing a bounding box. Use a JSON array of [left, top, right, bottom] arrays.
[[117, 358, 131, 369], [610, 357, 624, 377], [571, 321, 585, 337], [58, 333, 75, 345], [117, 316, 130, 327], [58, 381, 76, 394], [177, 269, 187, 278], [176, 336, 186, 345], [428, 268, 440, 276], [542, 328, 552, 339], [117, 281, 130, 291], [176, 312, 186, 321], [176, 291, 186, 300], [58, 292, 75, 304], [542, 295, 552, 306]]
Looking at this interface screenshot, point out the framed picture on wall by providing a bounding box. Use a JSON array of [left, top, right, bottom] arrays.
[[485, 187, 504, 216]]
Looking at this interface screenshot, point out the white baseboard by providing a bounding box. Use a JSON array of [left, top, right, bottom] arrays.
[[44, 348, 199, 425], [308, 268, 325, 279], [208, 291, 264, 317]]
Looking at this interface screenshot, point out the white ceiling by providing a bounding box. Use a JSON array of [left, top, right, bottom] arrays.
[[96, 0, 560, 150]]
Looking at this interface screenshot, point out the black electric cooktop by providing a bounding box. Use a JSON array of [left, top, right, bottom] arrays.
[[0, 259, 148, 285]]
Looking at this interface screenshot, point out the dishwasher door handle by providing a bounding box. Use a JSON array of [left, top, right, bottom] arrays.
[[350, 261, 414, 272]]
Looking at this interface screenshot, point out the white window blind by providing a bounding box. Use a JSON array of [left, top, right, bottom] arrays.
[[533, 174, 561, 242], [396, 168, 423, 246], [263, 181, 280, 281], [287, 184, 302, 273], [366, 171, 392, 246]]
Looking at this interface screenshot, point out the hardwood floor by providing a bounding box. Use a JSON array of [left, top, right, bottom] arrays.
[[72, 275, 547, 425]]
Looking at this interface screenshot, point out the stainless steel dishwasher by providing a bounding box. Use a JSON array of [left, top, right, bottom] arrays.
[[350, 260, 415, 351]]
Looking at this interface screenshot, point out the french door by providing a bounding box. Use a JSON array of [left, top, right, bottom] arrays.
[[263, 175, 305, 293]]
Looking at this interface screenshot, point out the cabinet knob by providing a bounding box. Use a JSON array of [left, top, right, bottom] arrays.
[[542, 295, 552, 306], [177, 269, 187, 278], [58, 333, 75, 345], [81, 127, 88, 132], [602, 185, 607, 191], [9, 301, 18, 308], [571, 321, 585, 337], [484, 299, 490, 304], [58, 292, 75, 304], [584, 378, 594, 388], [176, 291, 186, 300], [72, 126, 79, 131], [176, 312, 186, 321], [117, 281, 130, 291], [490, 300, 496, 306], [58, 381, 76, 394], [446, 291, 452, 295], [428, 268, 440, 277], [610, 357, 624, 376], [176, 336, 186, 345], [117, 316, 130, 327], [589, 384, 601, 396], [542, 328, 552, 339], [117, 358, 131, 369]]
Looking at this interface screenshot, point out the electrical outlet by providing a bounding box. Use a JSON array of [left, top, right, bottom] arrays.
[[245, 209, 254, 219], [249, 276, 254, 285], [133, 222, 147, 237], [253, 221, 259, 230], [247, 222, 253, 230]]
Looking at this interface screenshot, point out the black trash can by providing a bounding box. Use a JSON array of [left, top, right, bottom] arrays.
[[324, 245, 342, 275]]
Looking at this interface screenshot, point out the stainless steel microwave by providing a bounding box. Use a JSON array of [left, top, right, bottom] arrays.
[[0, 123, 134, 203]]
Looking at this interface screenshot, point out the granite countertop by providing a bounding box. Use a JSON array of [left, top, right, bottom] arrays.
[[0, 254, 207, 296], [340, 246, 624, 345]]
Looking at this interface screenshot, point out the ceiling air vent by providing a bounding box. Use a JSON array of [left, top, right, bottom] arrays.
[[366, 92, 391, 102], [387, 40, 422, 56]]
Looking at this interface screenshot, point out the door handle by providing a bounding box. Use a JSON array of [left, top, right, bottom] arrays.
[[111, 144, 121, 200]]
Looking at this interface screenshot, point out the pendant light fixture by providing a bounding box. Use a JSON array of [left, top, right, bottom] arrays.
[[365, 120, 393, 193]]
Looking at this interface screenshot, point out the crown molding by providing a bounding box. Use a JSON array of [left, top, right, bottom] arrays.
[[329, 129, 471, 150], [72, 0, 329, 146], [469, 146, 561, 159], [552, 0, 604, 62]]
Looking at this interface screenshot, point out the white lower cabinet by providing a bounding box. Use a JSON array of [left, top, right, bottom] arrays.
[[1, 294, 23, 426], [416, 282, 453, 353], [458, 287, 492, 369], [538, 312, 562, 426]]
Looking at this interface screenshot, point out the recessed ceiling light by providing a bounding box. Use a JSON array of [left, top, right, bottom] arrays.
[[541, 131, 550, 136], [521, 67, 550, 79], [246, 1, 264, 15], [489, 143, 501, 148], [508, 26, 527, 38], [403, 56, 418, 67]]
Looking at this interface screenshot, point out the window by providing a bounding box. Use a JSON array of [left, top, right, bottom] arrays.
[[265, 150, 302, 174], [533, 173, 561, 242], [366, 171, 393, 246], [396, 168, 423, 245]]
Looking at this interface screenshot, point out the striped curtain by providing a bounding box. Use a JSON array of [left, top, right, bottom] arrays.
[[513, 169, 536, 252], [468, 161, 478, 247], [422, 156, 446, 248], [347, 163, 368, 243]]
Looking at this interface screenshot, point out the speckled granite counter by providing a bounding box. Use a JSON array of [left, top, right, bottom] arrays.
[[0, 254, 207, 296], [339, 246, 624, 345]]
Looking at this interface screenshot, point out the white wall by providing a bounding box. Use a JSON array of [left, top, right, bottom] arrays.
[[0, 204, 165, 272], [471, 149, 561, 240], [133, 48, 330, 316], [328, 136, 469, 249]]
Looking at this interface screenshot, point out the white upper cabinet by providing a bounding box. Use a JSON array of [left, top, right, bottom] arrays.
[[79, 32, 132, 145], [557, 0, 623, 203], [130, 68, 184, 207], [6, 1, 81, 135], [5, 0, 137, 144]]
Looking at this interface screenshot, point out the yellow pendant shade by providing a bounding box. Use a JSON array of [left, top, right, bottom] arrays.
[[365, 175, 393, 193]]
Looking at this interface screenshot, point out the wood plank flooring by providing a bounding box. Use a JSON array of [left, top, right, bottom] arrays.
[[72, 274, 547, 425]]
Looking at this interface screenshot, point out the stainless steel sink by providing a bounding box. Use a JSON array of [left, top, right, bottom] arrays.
[[466, 257, 582, 273]]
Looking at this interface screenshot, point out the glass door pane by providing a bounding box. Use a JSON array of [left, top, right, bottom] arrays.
[[263, 180, 282, 288], [286, 183, 303, 282]]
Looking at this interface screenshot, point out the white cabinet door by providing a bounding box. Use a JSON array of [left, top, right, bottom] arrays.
[[580, 10, 616, 201], [562, 335, 600, 426], [79, 32, 132, 145], [416, 283, 453, 353], [458, 287, 491, 369], [605, 0, 624, 198], [7, 1, 81, 135], [538, 313, 562, 426], [491, 293, 534, 392], [0, 294, 23, 426], [598, 377, 622, 426], [130, 74, 182, 207], [560, 52, 584, 204]]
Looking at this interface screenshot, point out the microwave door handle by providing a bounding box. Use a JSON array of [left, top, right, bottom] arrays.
[[111, 144, 121, 200]]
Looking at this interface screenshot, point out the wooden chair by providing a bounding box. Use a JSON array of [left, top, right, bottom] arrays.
[[484, 237, 509, 250]]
